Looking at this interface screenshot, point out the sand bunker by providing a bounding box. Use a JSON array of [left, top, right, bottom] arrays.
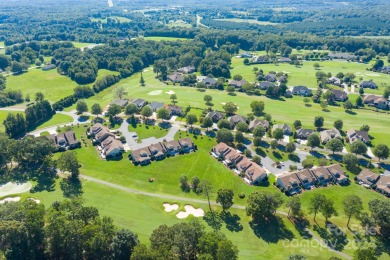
[[0, 196, 21, 204], [165, 90, 175, 95], [221, 102, 226, 105], [28, 198, 41, 204], [148, 90, 162, 95], [143, 69, 149, 72], [0, 182, 32, 197], [163, 203, 179, 212], [176, 205, 205, 219]]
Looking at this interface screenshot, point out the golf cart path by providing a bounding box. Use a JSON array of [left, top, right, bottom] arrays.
[[78, 173, 351, 259]]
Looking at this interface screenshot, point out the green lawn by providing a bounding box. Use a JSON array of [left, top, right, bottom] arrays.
[[0, 110, 17, 132], [167, 20, 193, 28], [71, 41, 98, 48], [128, 123, 169, 140], [35, 113, 73, 130], [213, 18, 280, 26]]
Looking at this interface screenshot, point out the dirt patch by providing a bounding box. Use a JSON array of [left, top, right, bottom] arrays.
[[28, 198, 41, 204], [0, 182, 32, 197]]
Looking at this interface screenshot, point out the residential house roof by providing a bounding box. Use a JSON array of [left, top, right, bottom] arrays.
[[228, 115, 246, 126], [213, 142, 232, 156], [131, 98, 146, 108], [131, 147, 151, 163], [328, 76, 342, 85], [328, 52, 357, 60], [376, 175, 390, 195], [257, 81, 275, 90], [249, 119, 269, 131], [42, 64, 56, 71], [236, 157, 253, 172], [295, 168, 316, 184], [245, 164, 266, 182], [149, 101, 165, 111], [95, 127, 114, 142], [178, 138, 194, 150], [111, 99, 129, 107], [278, 57, 292, 63], [272, 124, 292, 134], [326, 164, 348, 183], [296, 128, 315, 139], [320, 129, 341, 143], [148, 142, 166, 157], [357, 169, 379, 184], [90, 123, 103, 134], [253, 56, 270, 63], [331, 89, 348, 101], [347, 129, 369, 143], [292, 85, 312, 95], [311, 166, 333, 181], [165, 104, 183, 116], [264, 73, 277, 82], [278, 172, 301, 190], [177, 66, 195, 74], [225, 149, 243, 164], [206, 111, 224, 122], [101, 136, 124, 156], [228, 79, 248, 88], [202, 77, 217, 85], [48, 131, 79, 148], [164, 140, 181, 151], [360, 81, 378, 89], [168, 72, 185, 83]]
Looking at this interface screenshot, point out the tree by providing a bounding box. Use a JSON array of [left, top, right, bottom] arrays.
[[235, 122, 248, 132], [343, 195, 363, 228], [293, 120, 302, 130], [216, 129, 234, 144], [110, 229, 139, 260], [250, 101, 265, 116], [320, 198, 338, 222], [76, 100, 88, 115], [233, 75, 243, 81], [314, 116, 324, 130], [270, 140, 278, 150], [302, 159, 314, 169], [243, 58, 249, 65], [191, 176, 201, 193], [313, 63, 320, 69], [287, 196, 302, 218], [242, 83, 255, 93], [204, 95, 213, 106], [125, 104, 139, 116], [223, 102, 237, 115], [288, 254, 306, 260], [57, 151, 80, 180], [3, 113, 26, 138], [216, 189, 234, 212], [253, 137, 262, 148], [343, 100, 353, 111], [308, 194, 326, 221], [235, 131, 245, 143], [246, 191, 283, 222], [11, 61, 27, 73], [115, 86, 127, 99], [325, 138, 344, 154], [170, 94, 177, 104], [252, 126, 265, 138], [108, 104, 122, 117], [343, 153, 359, 170], [286, 142, 296, 154], [141, 106, 153, 121], [353, 247, 377, 260], [372, 59, 384, 70], [179, 175, 189, 191], [350, 140, 367, 155], [186, 114, 198, 128], [272, 128, 284, 141], [91, 103, 102, 117], [307, 133, 320, 150], [334, 119, 343, 131], [139, 73, 145, 86], [384, 87, 390, 99], [35, 92, 45, 102], [226, 85, 235, 95], [373, 144, 389, 162], [199, 181, 216, 228], [355, 96, 363, 107], [202, 117, 213, 131], [360, 125, 370, 132], [303, 97, 311, 106], [252, 155, 261, 165], [156, 108, 170, 122], [216, 240, 238, 260], [217, 119, 231, 130]]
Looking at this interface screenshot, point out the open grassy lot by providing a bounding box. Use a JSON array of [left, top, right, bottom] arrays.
[[35, 113, 73, 130], [128, 123, 169, 140], [71, 41, 98, 49], [143, 36, 191, 41], [213, 18, 280, 26]]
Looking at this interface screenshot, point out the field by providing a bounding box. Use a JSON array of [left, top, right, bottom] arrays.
[[90, 16, 131, 23], [6, 68, 119, 103], [34, 113, 73, 130], [213, 18, 280, 26]]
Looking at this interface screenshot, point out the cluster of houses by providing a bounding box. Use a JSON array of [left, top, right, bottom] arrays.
[[363, 94, 389, 110], [130, 138, 195, 166], [276, 164, 349, 195], [88, 123, 125, 159], [211, 142, 268, 185], [47, 130, 81, 151], [356, 169, 390, 197]]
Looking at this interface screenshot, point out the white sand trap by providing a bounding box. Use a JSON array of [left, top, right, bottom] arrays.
[[176, 205, 205, 219], [143, 69, 149, 72], [221, 102, 226, 105], [148, 90, 162, 95], [28, 198, 41, 204], [365, 73, 379, 77], [165, 90, 175, 95], [0, 182, 32, 197], [0, 196, 21, 204], [163, 203, 179, 212]]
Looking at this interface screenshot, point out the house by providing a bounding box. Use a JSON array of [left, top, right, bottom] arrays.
[[42, 64, 56, 71], [240, 53, 253, 58], [360, 81, 378, 89], [131, 98, 146, 109], [379, 66, 390, 74], [164, 140, 182, 156], [178, 138, 195, 153], [347, 129, 369, 144], [331, 89, 348, 102], [148, 143, 167, 160], [224, 149, 243, 166], [228, 79, 248, 88], [328, 76, 342, 86], [279, 75, 288, 83], [48, 131, 80, 150], [272, 124, 292, 135], [320, 129, 342, 144], [89, 123, 104, 136], [177, 66, 195, 74], [252, 56, 271, 64], [284, 90, 293, 98], [326, 164, 348, 184], [257, 81, 275, 90], [311, 167, 333, 186], [165, 105, 183, 116], [236, 157, 252, 173], [212, 142, 232, 158], [277, 172, 301, 195], [248, 119, 269, 132], [228, 115, 247, 128], [89, 123, 115, 143], [206, 111, 224, 123], [201, 77, 217, 87], [264, 73, 277, 82], [245, 164, 267, 185], [376, 175, 390, 197], [168, 72, 185, 83], [356, 169, 379, 186], [295, 169, 317, 189], [278, 57, 292, 63], [111, 99, 129, 108], [363, 95, 389, 110], [296, 128, 315, 139], [292, 86, 312, 96], [131, 148, 151, 165], [328, 52, 357, 60], [148, 101, 165, 112], [100, 136, 124, 158]]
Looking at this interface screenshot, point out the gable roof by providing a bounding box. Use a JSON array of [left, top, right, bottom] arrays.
[[149, 101, 165, 111], [228, 115, 246, 125], [48, 130, 79, 148], [376, 175, 390, 194], [228, 79, 248, 88], [111, 99, 129, 107], [249, 119, 269, 131], [295, 168, 316, 183], [360, 81, 378, 89], [296, 128, 315, 138], [347, 129, 369, 143], [278, 172, 301, 189], [213, 142, 232, 155], [131, 98, 146, 107], [257, 81, 275, 90], [331, 89, 348, 100], [320, 129, 341, 143], [357, 169, 379, 184], [168, 72, 185, 82], [272, 124, 292, 133], [206, 111, 224, 121], [245, 164, 266, 182], [311, 166, 333, 180]]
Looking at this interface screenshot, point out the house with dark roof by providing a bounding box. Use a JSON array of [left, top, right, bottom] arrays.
[[248, 119, 269, 132], [278, 57, 292, 63], [295, 168, 317, 189], [320, 129, 342, 144], [272, 124, 292, 135], [228, 79, 248, 89], [264, 73, 277, 82], [48, 131, 80, 151], [327, 76, 342, 86], [292, 86, 312, 96], [363, 95, 389, 110], [328, 52, 357, 60], [177, 66, 195, 74], [296, 128, 315, 139], [311, 167, 333, 186], [206, 111, 224, 123], [330, 89, 348, 102], [202, 77, 217, 87], [168, 72, 185, 83], [228, 115, 247, 128], [356, 169, 379, 186], [379, 66, 390, 74], [257, 81, 275, 90], [360, 81, 378, 89], [179, 138, 195, 153], [327, 164, 348, 184], [240, 53, 253, 58], [347, 129, 369, 144], [164, 140, 182, 156], [131, 148, 151, 165], [165, 105, 183, 116], [277, 172, 301, 195], [131, 98, 146, 109], [376, 175, 390, 197], [111, 99, 129, 108], [284, 90, 293, 98], [148, 101, 165, 112]]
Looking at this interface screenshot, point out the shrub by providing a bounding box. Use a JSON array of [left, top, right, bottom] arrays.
[[238, 193, 245, 199]]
